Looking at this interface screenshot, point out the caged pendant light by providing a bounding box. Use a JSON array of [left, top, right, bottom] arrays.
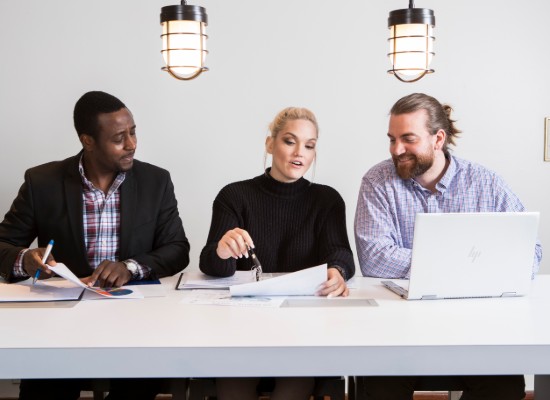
[[388, 0, 435, 83], [160, 1, 208, 81]]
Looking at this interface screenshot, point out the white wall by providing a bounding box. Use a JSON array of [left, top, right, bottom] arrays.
[[0, 0, 548, 274]]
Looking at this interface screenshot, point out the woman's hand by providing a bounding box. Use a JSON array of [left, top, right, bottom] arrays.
[[216, 228, 254, 260], [317, 267, 349, 298]]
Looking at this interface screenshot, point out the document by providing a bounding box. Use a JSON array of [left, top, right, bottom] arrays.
[[230, 264, 327, 297], [180, 289, 285, 308], [176, 270, 257, 290], [49, 263, 143, 299], [0, 278, 84, 302]]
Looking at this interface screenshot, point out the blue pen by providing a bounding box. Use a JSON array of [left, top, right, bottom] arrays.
[[33, 239, 54, 284]]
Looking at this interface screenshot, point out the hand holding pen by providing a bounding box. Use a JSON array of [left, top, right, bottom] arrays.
[[216, 228, 262, 281], [23, 240, 55, 284], [216, 228, 255, 260], [246, 244, 263, 282]]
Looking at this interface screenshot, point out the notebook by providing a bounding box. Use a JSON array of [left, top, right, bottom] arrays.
[[382, 212, 540, 300]]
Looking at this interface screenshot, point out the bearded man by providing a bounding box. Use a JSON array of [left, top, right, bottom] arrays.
[[354, 92, 541, 279], [352, 92, 542, 400]]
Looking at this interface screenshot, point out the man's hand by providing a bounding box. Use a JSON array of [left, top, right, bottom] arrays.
[[81, 260, 131, 288], [22, 248, 56, 279]]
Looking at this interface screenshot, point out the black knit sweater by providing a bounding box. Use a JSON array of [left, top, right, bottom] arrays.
[[199, 170, 355, 279]]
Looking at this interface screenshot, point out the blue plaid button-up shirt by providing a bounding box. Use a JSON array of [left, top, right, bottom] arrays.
[[354, 155, 542, 278]]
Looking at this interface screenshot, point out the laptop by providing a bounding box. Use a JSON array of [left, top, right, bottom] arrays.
[[382, 212, 540, 300]]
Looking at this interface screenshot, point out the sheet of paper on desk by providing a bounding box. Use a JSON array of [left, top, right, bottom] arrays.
[[176, 270, 256, 290], [0, 278, 84, 302], [230, 264, 327, 297], [49, 263, 143, 299], [180, 289, 285, 307], [81, 286, 145, 300]]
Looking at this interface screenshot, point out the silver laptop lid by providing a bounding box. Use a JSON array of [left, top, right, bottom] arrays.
[[407, 212, 539, 300]]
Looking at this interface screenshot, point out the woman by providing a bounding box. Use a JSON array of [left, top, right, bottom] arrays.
[[199, 107, 355, 400]]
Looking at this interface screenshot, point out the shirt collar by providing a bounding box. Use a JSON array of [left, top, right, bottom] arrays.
[[78, 154, 126, 196], [435, 153, 457, 192]]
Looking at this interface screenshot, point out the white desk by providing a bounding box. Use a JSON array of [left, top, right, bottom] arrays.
[[1, 275, 550, 396]]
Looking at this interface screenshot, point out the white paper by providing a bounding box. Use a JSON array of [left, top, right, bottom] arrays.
[[177, 270, 256, 289], [230, 264, 327, 297], [180, 289, 285, 307], [0, 278, 84, 302], [49, 263, 143, 299], [48, 264, 88, 288]]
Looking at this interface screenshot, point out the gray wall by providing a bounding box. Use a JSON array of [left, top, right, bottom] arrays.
[[0, 0, 548, 274]]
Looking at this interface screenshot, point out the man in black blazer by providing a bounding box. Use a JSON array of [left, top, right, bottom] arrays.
[[0, 91, 190, 399]]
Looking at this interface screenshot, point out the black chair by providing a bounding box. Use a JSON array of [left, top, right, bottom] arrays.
[[351, 376, 463, 400], [82, 379, 110, 400], [187, 376, 347, 400], [86, 378, 189, 400]]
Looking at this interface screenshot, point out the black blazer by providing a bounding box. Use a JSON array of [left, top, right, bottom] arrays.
[[0, 153, 190, 282]]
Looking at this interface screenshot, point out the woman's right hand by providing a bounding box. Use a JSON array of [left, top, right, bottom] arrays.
[[216, 228, 255, 260]]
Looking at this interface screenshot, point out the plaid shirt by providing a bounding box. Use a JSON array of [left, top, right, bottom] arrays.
[[80, 162, 125, 269], [13, 159, 150, 280], [354, 155, 542, 278]]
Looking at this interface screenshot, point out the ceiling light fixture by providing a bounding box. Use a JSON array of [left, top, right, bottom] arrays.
[[160, 1, 208, 81], [388, 0, 435, 83]]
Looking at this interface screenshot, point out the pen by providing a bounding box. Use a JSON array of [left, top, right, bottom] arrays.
[[33, 239, 54, 284], [247, 245, 263, 281]]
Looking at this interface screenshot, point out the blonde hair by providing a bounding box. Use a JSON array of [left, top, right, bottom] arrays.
[[264, 107, 319, 182], [268, 107, 319, 138]]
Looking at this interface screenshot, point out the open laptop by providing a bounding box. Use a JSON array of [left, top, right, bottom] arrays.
[[382, 212, 540, 300]]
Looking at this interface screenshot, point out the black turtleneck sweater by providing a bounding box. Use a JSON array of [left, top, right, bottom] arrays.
[[199, 170, 355, 279]]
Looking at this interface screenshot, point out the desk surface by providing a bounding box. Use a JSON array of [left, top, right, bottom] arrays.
[[1, 274, 550, 379]]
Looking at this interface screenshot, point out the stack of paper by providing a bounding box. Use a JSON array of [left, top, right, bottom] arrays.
[[0, 279, 84, 302], [176, 270, 256, 290]]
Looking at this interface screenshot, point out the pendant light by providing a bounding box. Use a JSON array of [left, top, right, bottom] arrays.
[[388, 0, 435, 83], [160, 1, 208, 81]]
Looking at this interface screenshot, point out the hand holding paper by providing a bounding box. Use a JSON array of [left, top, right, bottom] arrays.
[[317, 267, 349, 298], [230, 264, 327, 297], [49, 263, 142, 299]]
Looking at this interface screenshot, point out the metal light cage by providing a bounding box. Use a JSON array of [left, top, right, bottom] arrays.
[[160, 1, 208, 81], [388, 0, 435, 83]]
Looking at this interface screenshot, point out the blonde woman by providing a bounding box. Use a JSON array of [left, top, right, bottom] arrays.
[[199, 107, 355, 400]]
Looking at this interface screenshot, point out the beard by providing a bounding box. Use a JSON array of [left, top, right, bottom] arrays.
[[392, 150, 434, 180]]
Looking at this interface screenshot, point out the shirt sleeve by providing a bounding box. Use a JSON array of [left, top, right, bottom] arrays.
[[317, 192, 355, 280], [354, 175, 412, 278], [199, 193, 240, 277], [125, 258, 151, 280], [12, 249, 30, 278]]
